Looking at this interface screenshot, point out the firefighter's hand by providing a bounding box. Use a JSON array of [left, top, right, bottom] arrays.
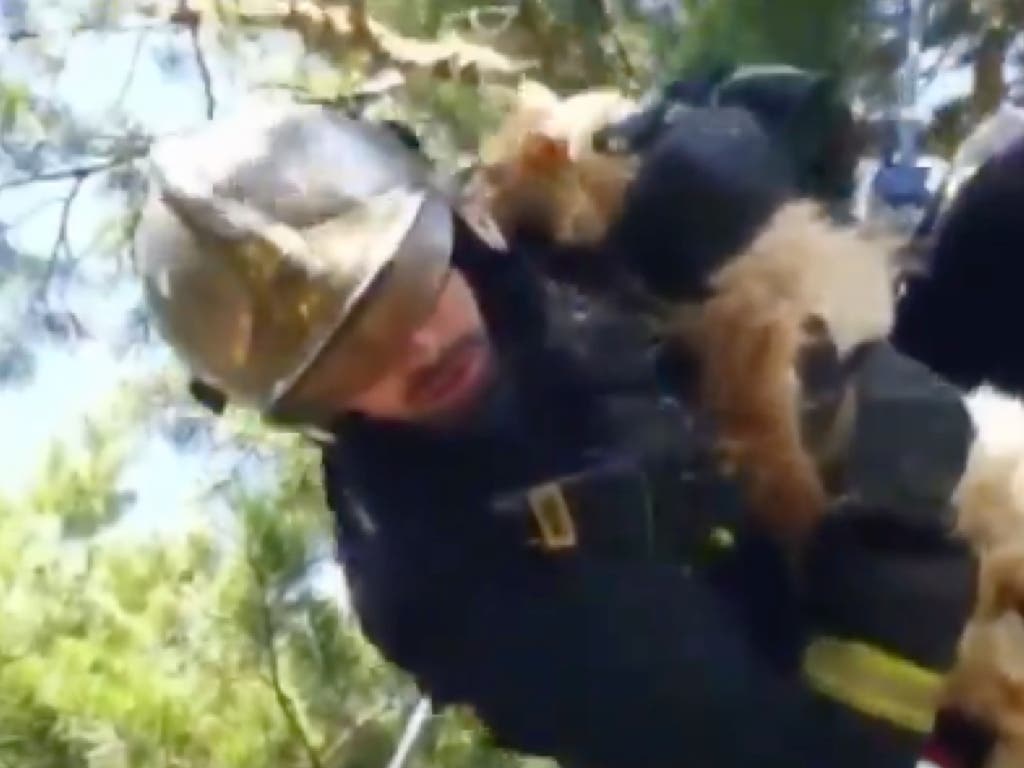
[[802, 510, 977, 673], [605, 105, 797, 301], [797, 334, 974, 533], [591, 64, 732, 156], [798, 510, 995, 767], [594, 63, 859, 202]]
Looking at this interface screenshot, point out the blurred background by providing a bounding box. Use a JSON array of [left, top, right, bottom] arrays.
[[0, 1, 1020, 766]]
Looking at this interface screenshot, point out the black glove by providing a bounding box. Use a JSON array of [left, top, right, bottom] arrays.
[[594, 62, 860, 203], [604, 104, 796, 301], [802, 510, 978, 671], [713, 66, 859, 202], [838, 341, 974, 525], [592, 62, 733, 155], [798, 508, 995, 765], [798, 333, 975, 532]]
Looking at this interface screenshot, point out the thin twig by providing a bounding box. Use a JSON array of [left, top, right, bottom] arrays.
[[112, 29, 151, 112], [321, 701, 391, 760], [7, 23, 165, 43], [122, 203, 144, 272], [172, 0, 215, 118], [919, 39, 966, 93], [247, 547, 325, 768], [36, 175, 85, 305], [0, 157, 132, 194], [0, 136, 46, 166], [598, 0, 636, 86], [189, 25, 215, 118]]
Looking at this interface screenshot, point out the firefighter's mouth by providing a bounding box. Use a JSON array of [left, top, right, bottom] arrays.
[[408, 337, 492, 413]]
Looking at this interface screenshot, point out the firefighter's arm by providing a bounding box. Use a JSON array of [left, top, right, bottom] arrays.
[[798, 337, 975, 530], [343, 538, 919, 768], [601, 100, 974, 527], [799, 505, 995, 768]]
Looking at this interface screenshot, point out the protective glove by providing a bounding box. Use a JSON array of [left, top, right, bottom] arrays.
[[803, 509, 977, 670], [594, 62, 860, 203], [603, 104, 797, 301], [604, 96, 971, 517], [798, 335, 975, 532], [713, 65, 859, 202], [591, 62, 732, 155], [799, 510, 996, 768]]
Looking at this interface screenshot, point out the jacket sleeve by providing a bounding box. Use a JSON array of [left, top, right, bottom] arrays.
[[892, 134, 1024, 394], [340, 532, 922, 768]]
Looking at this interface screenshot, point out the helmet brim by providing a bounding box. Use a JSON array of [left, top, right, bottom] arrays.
[[266, 188, 454, 420]]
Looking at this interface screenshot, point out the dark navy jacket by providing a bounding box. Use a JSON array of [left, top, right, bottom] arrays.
[[894, 133, 1024, 395], [319, 220, 975, 768]]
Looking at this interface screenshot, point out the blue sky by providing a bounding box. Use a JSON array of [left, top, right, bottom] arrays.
[[0, 8, 350, 605], [0, 15, 259, 534]]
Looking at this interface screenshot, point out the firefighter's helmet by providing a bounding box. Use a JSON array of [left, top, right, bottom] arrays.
[[134, 99, 455, 424]]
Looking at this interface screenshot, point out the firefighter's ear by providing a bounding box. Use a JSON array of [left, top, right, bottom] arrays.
[[521, 132, 570, 173]]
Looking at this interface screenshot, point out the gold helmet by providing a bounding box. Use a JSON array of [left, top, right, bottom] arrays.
[[135, 99, 455, 425]]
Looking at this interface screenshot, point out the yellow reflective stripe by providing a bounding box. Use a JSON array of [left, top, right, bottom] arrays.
[[802, 636, 944, 734], [708, 526, 735, 550], [527, 483, 577, 550]]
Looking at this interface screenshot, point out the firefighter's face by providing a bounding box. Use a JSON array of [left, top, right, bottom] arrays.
[[306, 269, 496, 425]]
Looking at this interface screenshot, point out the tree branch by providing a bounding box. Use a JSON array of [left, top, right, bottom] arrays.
[[190, 25, 216, 119], [233, 0, 534, 84], [112, 29, 151, 112], [247, 547, 325, 768], [0, 157, 137, 194], [34, 174, 85, 308], [919, 39, 963, 93], [321, 701, 391, 761], [7, 23, 165, 43], [51, 176, 83, 264], [172, 1, 215, 118], [598, 0, 636, 85]]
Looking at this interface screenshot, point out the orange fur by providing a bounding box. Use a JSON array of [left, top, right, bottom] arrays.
[[694, 202, 1024, 763], [945, 388, 1024, 766], [668, 201, 898, 537], [683, 268, 826, 536], [942, 545, 1024, 766], [474, 80, 638, 245], [665, 201, 1024, 761]]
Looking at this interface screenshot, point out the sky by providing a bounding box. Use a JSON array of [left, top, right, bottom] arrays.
[[0, 20, 226, 529], [0, 7, 325, 555], [0, 1, 1002, 556], [0, 4, 351, 606]]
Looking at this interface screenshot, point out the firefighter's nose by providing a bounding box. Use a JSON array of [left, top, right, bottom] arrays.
[[406, 327, 443, 368]]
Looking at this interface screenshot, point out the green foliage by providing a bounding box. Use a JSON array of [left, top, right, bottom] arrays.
[[0, 401, 541, 768], [0, 82, 33, 136], [30, 419, 134, 538], [665, 0, 871, 80]]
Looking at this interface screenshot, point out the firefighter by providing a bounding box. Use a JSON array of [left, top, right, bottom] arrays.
[[134, 97, 989, 768]]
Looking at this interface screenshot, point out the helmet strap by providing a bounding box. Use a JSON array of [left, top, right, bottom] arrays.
[[188, 378, 227, 415]]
